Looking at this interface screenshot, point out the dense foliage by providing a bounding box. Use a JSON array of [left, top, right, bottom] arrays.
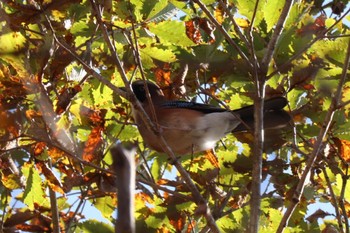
[[0, 0, 350, 232]]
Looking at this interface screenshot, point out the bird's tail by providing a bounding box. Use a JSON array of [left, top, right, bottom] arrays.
[[232, 97, 291, 132]]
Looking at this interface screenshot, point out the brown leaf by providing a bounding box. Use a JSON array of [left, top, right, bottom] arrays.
[[32, 142, 46, 156], [56, 85, 82, 114], [3, 210, 38, 227], [154, 63, 172, 86], [331, 1, 345, 15], [82, 126, 104, 163], [185, 19, 202, 44], [36, 161, 65, 194], [80, 107, 107, 127], [297, 15, 326, 36], [333, 138, 350, 162], [306, 209, 331, 222]]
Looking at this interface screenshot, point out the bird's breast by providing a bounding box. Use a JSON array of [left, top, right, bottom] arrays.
[[133, 106, 240, 155]]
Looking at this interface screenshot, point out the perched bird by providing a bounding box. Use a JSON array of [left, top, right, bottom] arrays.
[[130, 80, 291, 155]]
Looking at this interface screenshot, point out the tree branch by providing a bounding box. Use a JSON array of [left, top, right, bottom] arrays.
[[249, 2, 293, 232], [339, 166, 349, 233], [112, 143, 136, 233], [321, 166, 344, 233], [261, 0, 293, 74], [192, 0, 253, 72]]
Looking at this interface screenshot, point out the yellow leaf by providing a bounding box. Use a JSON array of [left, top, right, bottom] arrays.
[[235, 18, 250, 28]]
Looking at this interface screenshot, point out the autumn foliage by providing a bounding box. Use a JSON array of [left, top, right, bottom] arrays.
[[1, 0, 350, 233]]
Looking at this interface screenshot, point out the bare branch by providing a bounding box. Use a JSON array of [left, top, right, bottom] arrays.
[[48, 159, 60, 233], [261, 0, 293, 74]]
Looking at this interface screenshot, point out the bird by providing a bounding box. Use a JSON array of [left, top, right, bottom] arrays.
[[130, 80, 291, 155]]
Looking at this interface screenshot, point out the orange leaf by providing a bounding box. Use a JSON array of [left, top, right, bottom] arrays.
[[204, 150, 219, 168], [82, 126, 104, 163], [33, 142, 46, 156], [334, 138, 350, 162], [185, 19, 202, 44], [36, 161, 65, 194], [154, 63, 172, 86], [47, 147, 66, 160]]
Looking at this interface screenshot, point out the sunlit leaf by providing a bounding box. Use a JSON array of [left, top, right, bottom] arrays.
[[76, 219, 114, 233], [0, 31, 27, 54], [22, 162, 47, 210]]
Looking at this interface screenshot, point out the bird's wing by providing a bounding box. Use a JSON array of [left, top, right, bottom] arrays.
[[159, 101, 227, 114]]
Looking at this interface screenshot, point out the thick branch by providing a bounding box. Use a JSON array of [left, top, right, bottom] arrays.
[[112, 144, 136, 233], [249, 2, 293, 232]]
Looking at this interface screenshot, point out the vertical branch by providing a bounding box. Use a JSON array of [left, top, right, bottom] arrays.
[[112, 143, 136, 233], [249, 84, 264, 233], [261, 0, 293, 73], [321, 166, 344, 233], [48, 160, 60, 233], [249, 1, 293, 232], [277, 37, 350, 233], [339, 166, 349, 233]]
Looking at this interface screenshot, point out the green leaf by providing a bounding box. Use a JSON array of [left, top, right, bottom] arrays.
[[263, 0, 286, 32], [217, 215, 236, 231], [150, 158, 161, 181], [148, 21, 194, 47], [0, 31, 27, 54], [76, 219, 114, 233], [235, 0, 264, 27], [140, 43, 177, 65], [145, 215, 170, 229], [139, 0, 168, 20], [93, 196, 115, 221], [22, 162, 47, 210]]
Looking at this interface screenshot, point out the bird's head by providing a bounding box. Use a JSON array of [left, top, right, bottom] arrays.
[[131, 80, 165, 103]]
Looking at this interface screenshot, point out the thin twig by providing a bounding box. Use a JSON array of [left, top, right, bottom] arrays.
[[248, 0, 260, 37], [321, 166, 344, 233], [276, 36, 350, 233], [217, 0, 250, 48], [137, 178, 192, 201], [261, 0, 293, 74], [339, 166, 349, 233]]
